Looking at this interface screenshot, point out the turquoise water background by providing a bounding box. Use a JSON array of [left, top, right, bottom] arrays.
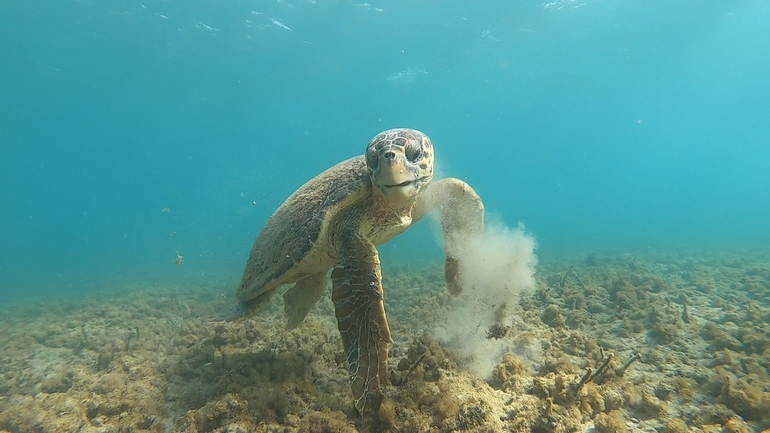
[[2, 1, 769, 300]]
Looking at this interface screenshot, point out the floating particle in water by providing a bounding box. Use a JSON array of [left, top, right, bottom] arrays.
[[271, 18, 292, 31], [386, 67, 428, 82]]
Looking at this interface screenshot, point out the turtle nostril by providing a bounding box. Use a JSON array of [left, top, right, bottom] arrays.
[[383, 151, 396, 159]]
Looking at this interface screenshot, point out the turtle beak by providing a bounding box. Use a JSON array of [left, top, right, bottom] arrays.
[[378, 154, 409, 185], [374, 154, 424, 202]]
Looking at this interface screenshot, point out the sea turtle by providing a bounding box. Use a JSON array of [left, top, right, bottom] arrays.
[[228, 128, 484, 413]]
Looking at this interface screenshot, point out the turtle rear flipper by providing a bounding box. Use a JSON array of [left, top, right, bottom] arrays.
[[209, 287, 278, 322], [208, 303, 247, 322], [331, 235, 391, 414], [283, 272, 329, 329]]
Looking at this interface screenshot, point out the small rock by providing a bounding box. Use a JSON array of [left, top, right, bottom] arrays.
[[40, 373, 72, 393]]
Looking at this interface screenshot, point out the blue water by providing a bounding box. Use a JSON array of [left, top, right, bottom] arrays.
[[2, 0, 769, 300]]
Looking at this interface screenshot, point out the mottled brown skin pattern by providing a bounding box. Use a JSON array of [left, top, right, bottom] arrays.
[[234, 128, 484, 414], [329, 231, 390, 414]]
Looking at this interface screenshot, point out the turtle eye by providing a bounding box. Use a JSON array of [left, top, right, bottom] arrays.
[[404, 141, 422, 162]]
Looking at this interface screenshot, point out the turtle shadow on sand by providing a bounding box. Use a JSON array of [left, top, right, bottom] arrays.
[[169, 344, 312, 408], [163, 311, 362, 430]]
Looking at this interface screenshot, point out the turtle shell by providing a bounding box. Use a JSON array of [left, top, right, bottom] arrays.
[[236, 156, 370, 302]]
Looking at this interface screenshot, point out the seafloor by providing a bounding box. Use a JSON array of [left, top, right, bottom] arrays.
[[1, 250, 769, 433]]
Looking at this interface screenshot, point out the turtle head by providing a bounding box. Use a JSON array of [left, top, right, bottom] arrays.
[[366, 128, 434, 203]]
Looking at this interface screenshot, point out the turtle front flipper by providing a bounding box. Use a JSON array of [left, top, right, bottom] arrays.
[[330, 235, 391, 414], [412, 178, 485, 296]]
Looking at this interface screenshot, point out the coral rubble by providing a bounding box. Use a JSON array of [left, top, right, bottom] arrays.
[[1, 250, 769, 432]]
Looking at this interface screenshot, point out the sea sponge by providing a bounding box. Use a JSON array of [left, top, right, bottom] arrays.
[[692, 403, 736, 426], [740, 326, 770, 355], [608, 277, 649, 311], [701, 322, 742, 351], [300, 408, 357, 433], [539, 353, 577, 376], [192, 394, 250, 432], [490, 353, 528, 390], [662, 418, 688, 433], [435, 394, 461, 420], [565, 309, 589, 329], [39, 372, 72, 393], [92, 372, 127, 395], [654, 376, 697, 403], [256, 389, 291, 423], [722, 416, 752, 433], [378, 398, 397, 430], [542, 305, 566, 329], [646, 307, 682, 344], [716, 376, 770, 421], [603, 389, 624, 411], [456, 403, 487, 430], [512, 331, 537, 348], [593, 409, 627, 433], [577, 383, 606, 417], [625, 386, 666, 419]]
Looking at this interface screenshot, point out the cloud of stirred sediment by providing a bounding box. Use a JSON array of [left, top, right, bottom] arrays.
[[433, 220, 538, 378]]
